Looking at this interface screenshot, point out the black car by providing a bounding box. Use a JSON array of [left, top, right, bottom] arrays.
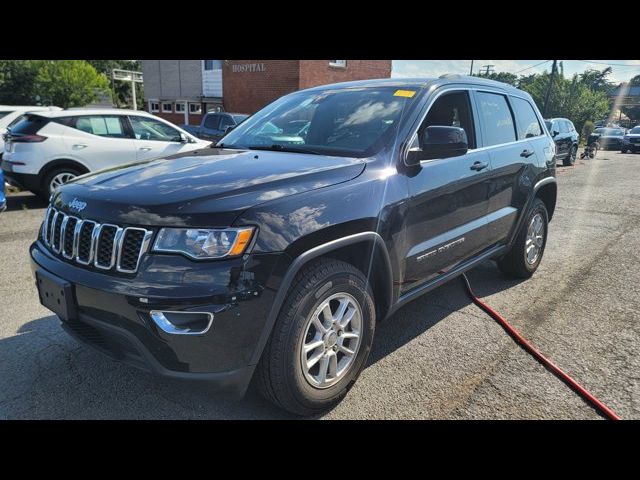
[[31, 76, 557, 416], [621, 126, 640, 153], [544, 118, 579, 166], [592, 127, 626, 150]]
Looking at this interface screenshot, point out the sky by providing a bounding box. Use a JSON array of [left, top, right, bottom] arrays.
[[392, 60, 640, 83]]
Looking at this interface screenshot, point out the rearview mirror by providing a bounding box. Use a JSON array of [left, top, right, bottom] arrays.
[[406, 126, 468, 165]]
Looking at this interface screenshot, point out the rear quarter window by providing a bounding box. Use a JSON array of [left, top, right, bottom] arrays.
[[510, 97, 543, 139], [7, 114, 49, 135]]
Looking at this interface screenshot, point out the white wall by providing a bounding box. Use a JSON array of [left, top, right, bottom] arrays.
[[202, 61, 223, 98]]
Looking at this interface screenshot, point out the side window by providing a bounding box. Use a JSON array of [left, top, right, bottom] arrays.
[[476, 92, 516, 146], [218, 115, 235, 131], [419, 90, 477, 149], [204, 114, 221, 130], [128, 116, 182, 142], [73, 116, 128, 138], [510, 97, 543, 140]]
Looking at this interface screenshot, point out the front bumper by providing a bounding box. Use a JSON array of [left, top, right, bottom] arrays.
[[30, 239, 290, 396]]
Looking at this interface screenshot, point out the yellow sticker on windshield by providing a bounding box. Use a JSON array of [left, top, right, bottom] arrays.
[[394, 89, 416, 98]]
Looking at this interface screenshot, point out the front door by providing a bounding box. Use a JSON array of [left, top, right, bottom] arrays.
[[128, 115, 192, 161], [402, 89, 492, 294]]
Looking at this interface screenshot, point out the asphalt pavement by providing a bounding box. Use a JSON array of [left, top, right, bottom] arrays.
[[1, 151, 638, 419]]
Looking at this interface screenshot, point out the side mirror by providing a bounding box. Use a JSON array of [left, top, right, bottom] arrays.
[[552, 130, 559, 137], [406, 126, 468, 165], [179, 133, 189, 143]]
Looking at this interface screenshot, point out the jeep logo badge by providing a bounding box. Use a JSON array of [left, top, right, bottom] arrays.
[[68, 198, 87, 212]]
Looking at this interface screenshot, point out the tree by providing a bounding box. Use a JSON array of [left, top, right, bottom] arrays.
[[629, 75, 640, 87], [0, 60, 41, 104], [34, 60, 109, 108], [579, 67, 613, 93]]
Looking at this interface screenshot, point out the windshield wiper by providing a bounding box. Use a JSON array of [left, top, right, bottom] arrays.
[[247, 144, 323, 155]]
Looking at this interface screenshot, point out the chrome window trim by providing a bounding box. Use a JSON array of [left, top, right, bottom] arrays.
[[116, 227, 153, 274], [94, 224, 123, 270]]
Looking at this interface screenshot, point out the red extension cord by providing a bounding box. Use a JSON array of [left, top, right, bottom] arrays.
[[460, 273, 620, 420]]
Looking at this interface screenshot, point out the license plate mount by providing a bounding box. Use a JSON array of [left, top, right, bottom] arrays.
[[36, 269, 78, 322]]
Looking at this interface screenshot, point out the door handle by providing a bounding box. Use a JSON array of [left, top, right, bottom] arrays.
[[470, 161, 488, 171], [73, 143, 88, 149], [139, 147, 152, 151], [520, 149, 535, 158]]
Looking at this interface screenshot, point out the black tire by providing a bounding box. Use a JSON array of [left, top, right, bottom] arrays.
[[41, 167, 82, 200], [497, 198, 549, 279], [255, 258, 376, 416], [621, 148, 628, 154], [563, 145, 577, 166]]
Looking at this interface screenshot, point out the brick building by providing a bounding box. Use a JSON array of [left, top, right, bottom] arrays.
[[142, 60, 391, 125]]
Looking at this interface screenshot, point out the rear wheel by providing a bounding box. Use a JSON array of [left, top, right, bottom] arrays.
[[41, 167, 82, 200], [498, 198, 548, 279], [255, 258, 376, 416]]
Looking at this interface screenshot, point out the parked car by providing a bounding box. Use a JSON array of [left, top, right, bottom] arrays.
[[621, 125, 640, 153], [1, 109, 209, 199], [0, 168, 5, 212], [181, 112, 249, 142], [591, 127, 626, 150], [544, 118, 579, 166], [0, 106, 62, 154], [31, 76, 557, 416]]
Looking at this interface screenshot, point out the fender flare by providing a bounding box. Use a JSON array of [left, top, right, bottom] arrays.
[[249, 231, 393, 366]]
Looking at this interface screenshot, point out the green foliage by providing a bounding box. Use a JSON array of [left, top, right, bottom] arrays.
[[0, 60, 109, 108], [35, 60, 109, 108], [629, 74, 640, 87]]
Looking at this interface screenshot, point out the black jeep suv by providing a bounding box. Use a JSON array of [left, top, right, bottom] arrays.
[[31, 76, 557, 416], [544, 118, 579, 166]]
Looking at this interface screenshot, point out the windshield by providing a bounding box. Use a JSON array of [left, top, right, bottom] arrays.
[[603, 128, 624, 136], [218, 86, 419, 157], [629, 126, 640, 134], [544, 121, 552, 131]]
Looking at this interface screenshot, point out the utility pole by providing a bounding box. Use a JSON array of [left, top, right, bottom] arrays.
[[112, 69, 143, 110], [542, 60, 558, 117], [469, 60, 474, 76], [480, 64, 495, 77]]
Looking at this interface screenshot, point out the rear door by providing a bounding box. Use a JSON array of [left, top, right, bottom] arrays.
[[61, 115, 137, 170], [402, 88, 492, 293], [481, 93, 543, 245]]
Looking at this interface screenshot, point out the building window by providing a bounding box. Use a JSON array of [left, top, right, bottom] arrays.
[[161, 102, 172, 113], [189, 103, 202, 114], [175, 102, 186, 113], [204, 60, 223, 71], [149, 101, 159, 113], [329, 60, 347, 68]]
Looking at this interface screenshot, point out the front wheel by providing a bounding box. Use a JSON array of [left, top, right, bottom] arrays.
[[255, 259, 376, 416], [563, 145, 577, 166], [497, 198, 549, 279]]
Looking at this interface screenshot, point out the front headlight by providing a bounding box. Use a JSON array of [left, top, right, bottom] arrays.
[[153, 227, 255, 259]]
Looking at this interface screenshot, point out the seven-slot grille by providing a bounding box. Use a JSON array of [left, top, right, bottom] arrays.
[[41, 207, 152, 273]]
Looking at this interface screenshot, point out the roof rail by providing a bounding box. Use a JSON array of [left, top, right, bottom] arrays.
[[439, 73, 463, 79]]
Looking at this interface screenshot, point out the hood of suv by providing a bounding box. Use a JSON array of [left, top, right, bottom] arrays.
[[52, 147, 366, 227]]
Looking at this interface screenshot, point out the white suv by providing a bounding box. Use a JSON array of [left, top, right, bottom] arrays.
[[1, 109, 209, 199], [0, 105, 63, 153]]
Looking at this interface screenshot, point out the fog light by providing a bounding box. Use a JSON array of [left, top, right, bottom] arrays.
[[150, 311, 213, 335]]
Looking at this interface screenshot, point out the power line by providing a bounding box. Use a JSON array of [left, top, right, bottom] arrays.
[[578, 60, 640, 68], [514, 60, 552, 74]]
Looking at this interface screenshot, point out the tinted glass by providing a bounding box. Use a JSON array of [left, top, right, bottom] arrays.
[[7, 114, 49, 135], [476, 92, 516, 146], [421, 90, 476, 149], [74, 116, 127, 138], [219, 115, 235, 131], [204, 114, 220, 130], [129, 116, 181, 142], [630, 126, 640, 134], [511, 97, 542, 139], [220, 86, 419, 157], [544, 120, 552, 131], [232, 114, 249, 124], [0, 111, 13, 120]]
